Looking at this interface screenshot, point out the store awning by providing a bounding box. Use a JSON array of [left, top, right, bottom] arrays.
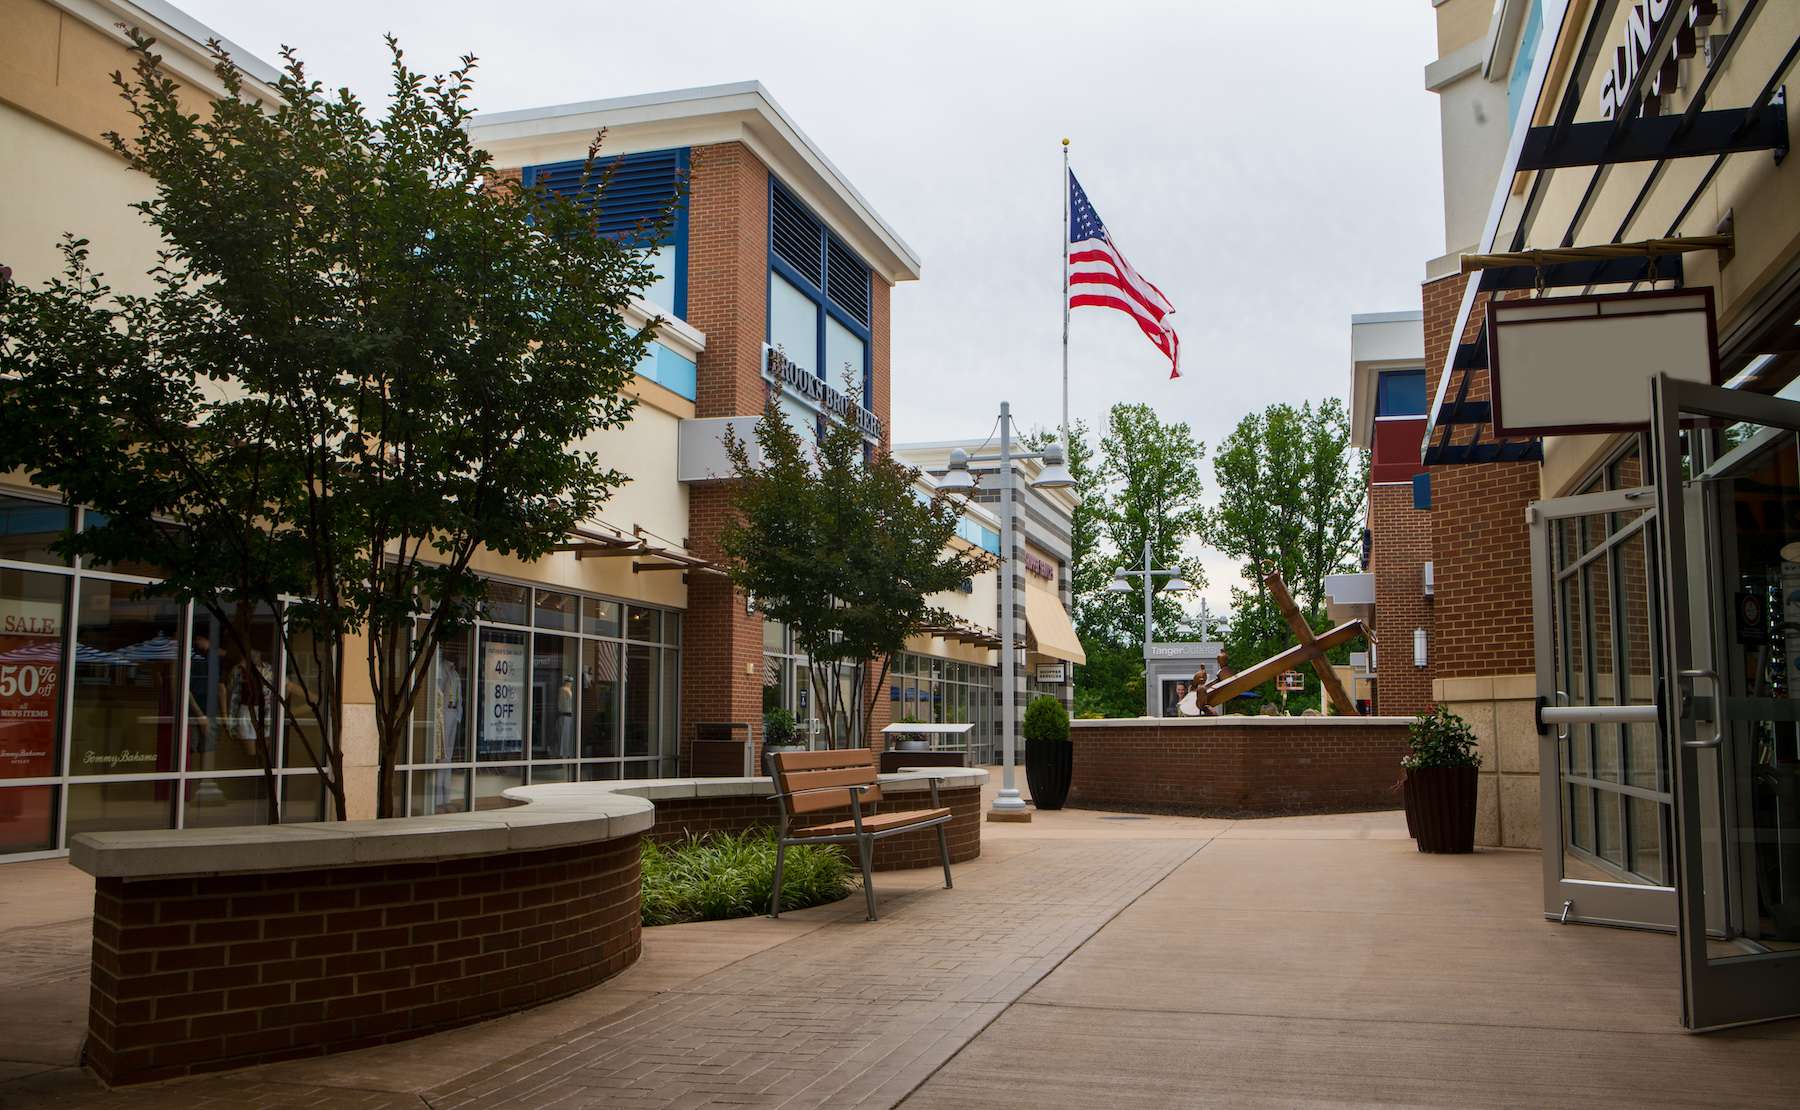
[[1024, 584, 1086, 665]]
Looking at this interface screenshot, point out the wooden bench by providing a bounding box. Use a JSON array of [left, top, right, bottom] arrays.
[[765, 748, 954, 921]]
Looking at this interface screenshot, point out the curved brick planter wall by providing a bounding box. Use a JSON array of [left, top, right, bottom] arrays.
[[85, 838, 640, 1086], [69, 768, 983, 1086], [1069, 718, 1413, 815]]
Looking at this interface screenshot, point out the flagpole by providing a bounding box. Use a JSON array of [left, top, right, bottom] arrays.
[[1060, 138, 1071, 449]]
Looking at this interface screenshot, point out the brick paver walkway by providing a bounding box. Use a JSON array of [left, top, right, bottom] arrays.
[[426, 839, 1203, 1109], [0, 835, 1207, 1109]]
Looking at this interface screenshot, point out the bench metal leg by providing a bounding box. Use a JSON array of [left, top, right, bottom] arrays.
[[859, 834, 878, 921], [770, 838, 787, 919], [936, 823, 953, 890]]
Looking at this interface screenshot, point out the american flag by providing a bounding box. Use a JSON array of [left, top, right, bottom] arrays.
[[1068, 171, 1180, 378]]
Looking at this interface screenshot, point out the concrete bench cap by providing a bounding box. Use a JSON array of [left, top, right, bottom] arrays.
[[68, 767, 987, 880]]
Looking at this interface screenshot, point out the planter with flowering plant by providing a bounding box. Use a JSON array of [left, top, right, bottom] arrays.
[[1403, 705, 1481, 853]]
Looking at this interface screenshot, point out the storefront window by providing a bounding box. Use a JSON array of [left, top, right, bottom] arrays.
[[0, 786, 57, 853], [70, 580, 182, 776], [183, 775, 269, 828], [410, 766, 467, 817], [482, 582, 530, 627], [186, 605, 280, 773], [581, 640, 620, 758], [0, 495, 70, 566], [400, 578, 681, 807], [624, 643, 658, 757], [411, 628, 471, 765], [531, 632, 578, 761], [583, 598, 621, 637], [66, 778, 175, 838]]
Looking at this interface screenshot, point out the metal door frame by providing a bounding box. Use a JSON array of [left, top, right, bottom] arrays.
[[1652, 372, 1800, 1030], [1530, 486, 1676, 930]]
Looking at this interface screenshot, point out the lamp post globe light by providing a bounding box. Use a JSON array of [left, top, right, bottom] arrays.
[[940, 402, 1073, 822], [1111, 538, 1194, 714]]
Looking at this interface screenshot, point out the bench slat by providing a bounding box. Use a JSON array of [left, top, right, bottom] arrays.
[[769, 749, 874, 772], [779, 766, 877, 794], [787, 783, 884, 814]]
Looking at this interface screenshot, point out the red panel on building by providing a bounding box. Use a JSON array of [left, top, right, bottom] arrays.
[[1370, 417, 1427, 484]]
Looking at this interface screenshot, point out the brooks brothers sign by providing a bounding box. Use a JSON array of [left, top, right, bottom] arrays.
[[763, 345, 883, 442]]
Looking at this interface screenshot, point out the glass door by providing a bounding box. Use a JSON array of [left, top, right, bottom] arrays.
[[1530, 486, 1675, 930], [1652, 375, 1800, 1030]]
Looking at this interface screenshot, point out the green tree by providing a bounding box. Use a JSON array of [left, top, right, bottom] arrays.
[[1209, 398, 1366, 707], [719, 397, 991, 748], [0, 33, 662, 817], [1095, 405, 1208, 645]]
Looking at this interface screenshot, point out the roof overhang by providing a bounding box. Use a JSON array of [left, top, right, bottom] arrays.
[[1348, 311, 1425, 450], [59, 0, 283, 99], [1424, 0, 1792, 465], [469, 82, 921, 285]]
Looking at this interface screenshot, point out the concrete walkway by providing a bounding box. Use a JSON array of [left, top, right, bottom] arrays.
[[3, 775, 1798, 1108]]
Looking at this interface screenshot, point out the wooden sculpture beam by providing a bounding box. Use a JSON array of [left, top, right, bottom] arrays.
[[1264, 569, 1359, 716], [1203, 620, 1368, 707]]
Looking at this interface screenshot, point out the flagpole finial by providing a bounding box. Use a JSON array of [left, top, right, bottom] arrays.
[[1061, 137, 1069, 146]]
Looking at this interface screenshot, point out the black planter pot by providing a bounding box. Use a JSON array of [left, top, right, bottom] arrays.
[[1408, 766, 1478, 853], [1025, 737, 1073, 810], [1401, 775, 1419, 839]]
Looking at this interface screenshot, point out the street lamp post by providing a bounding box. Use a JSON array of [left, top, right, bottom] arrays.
[[937, 402, 1075, 820], [1106, 538, 1195, 717]]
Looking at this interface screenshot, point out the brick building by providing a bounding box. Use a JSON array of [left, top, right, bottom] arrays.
[[1411, 0, 1800, 1028], [0, 3, 1077, 860]]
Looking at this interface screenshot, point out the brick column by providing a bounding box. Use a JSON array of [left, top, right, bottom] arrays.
[[1421, 272, 1540, 847]]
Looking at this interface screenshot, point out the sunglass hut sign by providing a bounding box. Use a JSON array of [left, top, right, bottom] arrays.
[[1597, 0, 1719, 119], [763, 345, 883, 441]]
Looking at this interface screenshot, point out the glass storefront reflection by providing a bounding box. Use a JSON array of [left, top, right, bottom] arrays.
[[70, 580, 181, 776]]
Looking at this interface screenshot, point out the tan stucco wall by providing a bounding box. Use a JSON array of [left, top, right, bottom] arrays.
[[1434, 674, 1539, 850]]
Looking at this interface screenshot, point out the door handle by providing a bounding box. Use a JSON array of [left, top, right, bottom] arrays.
[[1679, 668, 1724, 748]]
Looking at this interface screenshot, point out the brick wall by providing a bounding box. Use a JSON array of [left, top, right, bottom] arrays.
[[1068, 721, 1411, 815], [1421, 272, 1536, 680], [1369, 483, 1433, 715], [648, 783, 982, 871], [85, 837, 641, 1086]]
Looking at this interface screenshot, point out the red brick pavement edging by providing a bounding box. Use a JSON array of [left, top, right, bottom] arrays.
[[85, 837, 641, 1087]]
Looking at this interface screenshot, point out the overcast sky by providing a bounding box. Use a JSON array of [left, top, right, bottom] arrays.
[[180, 0, 1445, 618]]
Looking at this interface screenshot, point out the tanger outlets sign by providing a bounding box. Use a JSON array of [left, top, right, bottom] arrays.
[[763, 346, 883, 442], [1596, 0, 1717, 119]]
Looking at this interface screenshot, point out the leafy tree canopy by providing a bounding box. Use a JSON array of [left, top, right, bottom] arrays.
[[0, 32, 662, 816]]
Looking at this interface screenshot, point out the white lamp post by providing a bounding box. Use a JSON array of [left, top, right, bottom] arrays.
[[937, 402, 1074, 819], [1106, 537, 1194, 716]]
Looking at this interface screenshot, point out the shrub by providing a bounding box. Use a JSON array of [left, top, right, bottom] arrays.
[[764, 708, 798, 746], [639, 828, 852, 926], [1403, 705, 1482, 771], [1022, 695, 1069, 742]]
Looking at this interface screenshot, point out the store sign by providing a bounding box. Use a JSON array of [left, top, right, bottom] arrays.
[[1596, 0, 1713, 120], [764, 346, 883, 441], [1024, 553, 1056, 581], [480, 640, 526, 757], [1487, 289, 1719, 437], [1035, 663, 1066, 684], [1278, 670, 1305, 693]]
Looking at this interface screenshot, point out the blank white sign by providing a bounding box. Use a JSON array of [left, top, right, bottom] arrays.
[[1489, 292, 1715, 436]]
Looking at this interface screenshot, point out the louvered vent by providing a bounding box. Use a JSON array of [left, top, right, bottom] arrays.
[[770, 183, 824, 285], [826, 234, 871, 326], [527, 149, 684, 246]]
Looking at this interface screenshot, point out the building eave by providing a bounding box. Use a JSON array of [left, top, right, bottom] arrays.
[[469, 81, 921, 285]]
